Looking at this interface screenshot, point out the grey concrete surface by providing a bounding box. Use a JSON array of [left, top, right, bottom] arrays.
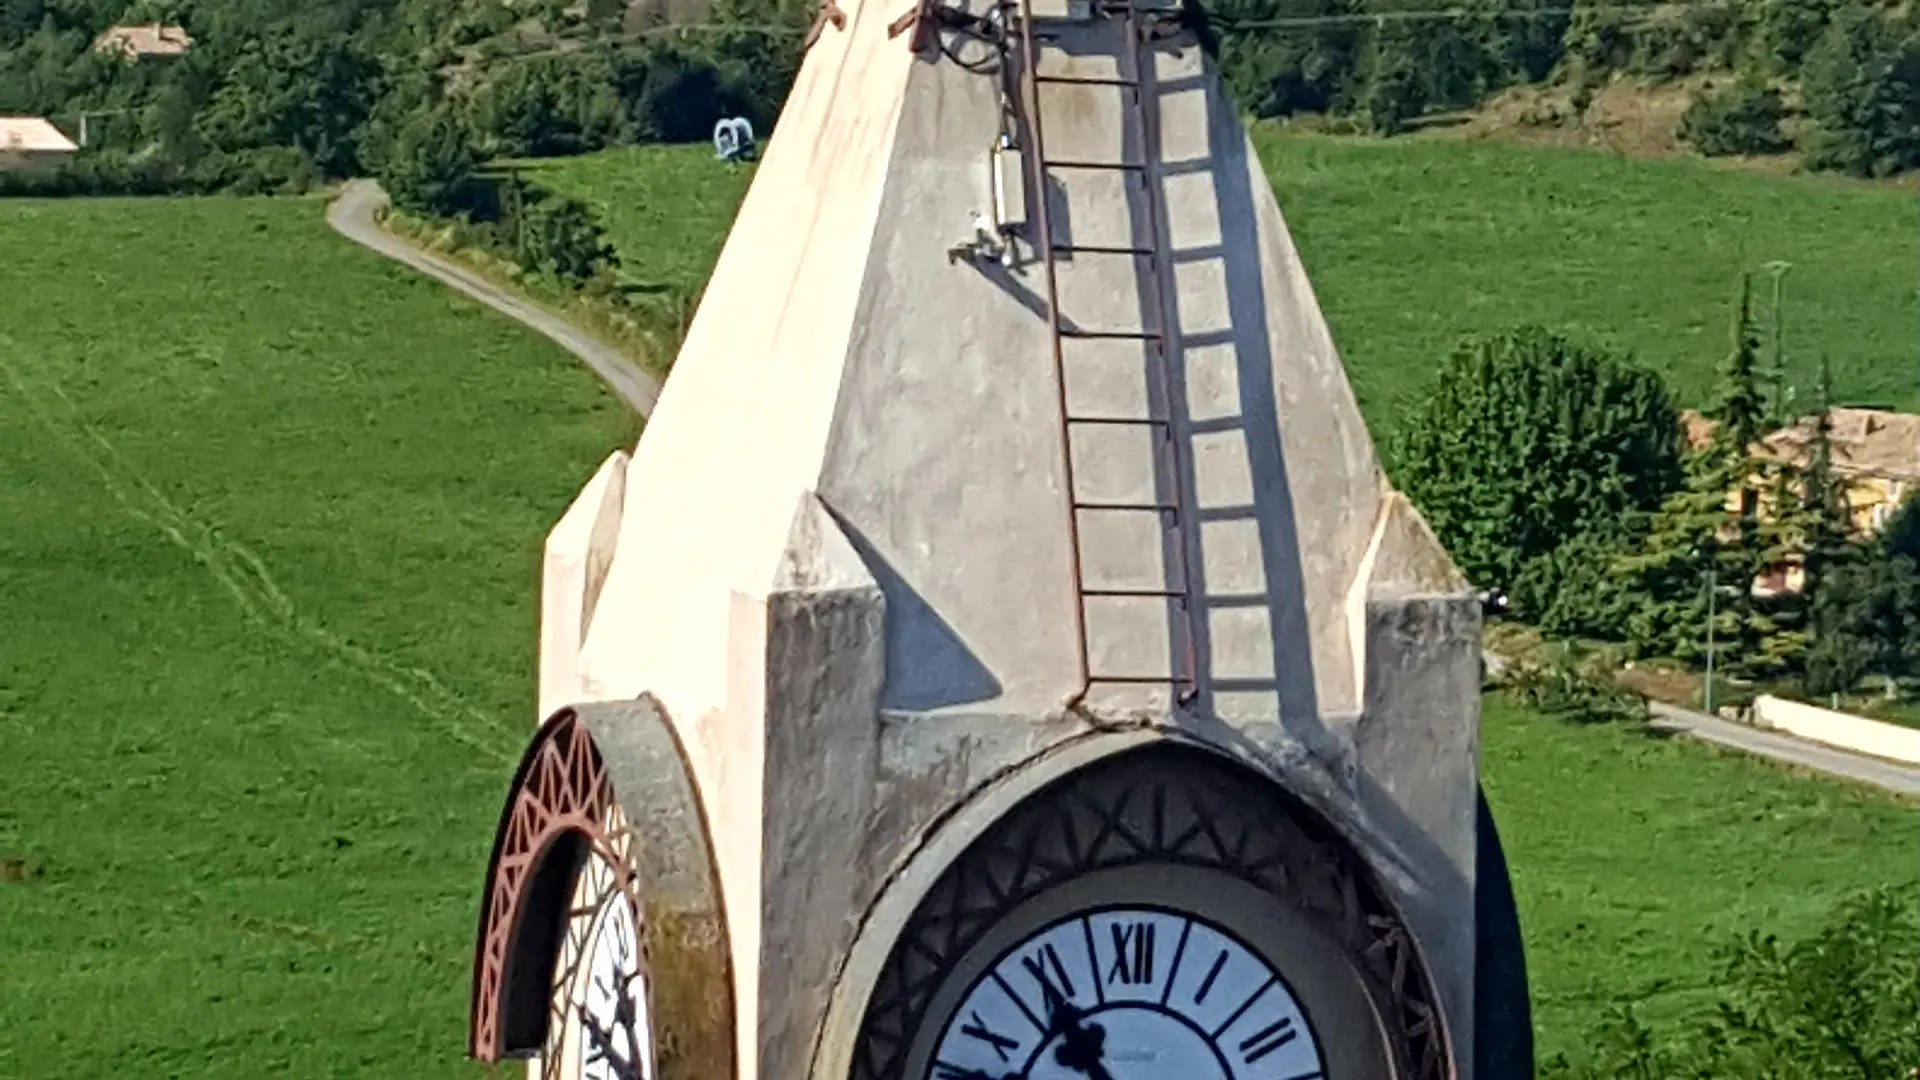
[[1484, 651, 1920, 798], [325, 179, 661, 416]]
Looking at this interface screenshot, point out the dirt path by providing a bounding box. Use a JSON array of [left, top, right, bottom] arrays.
[[326, 179, 661, 416]]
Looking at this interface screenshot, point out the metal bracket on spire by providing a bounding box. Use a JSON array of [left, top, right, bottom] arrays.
[[886, 0, 930, 46], [803, 0, 848, 48], [890, 0, 1005, 55]]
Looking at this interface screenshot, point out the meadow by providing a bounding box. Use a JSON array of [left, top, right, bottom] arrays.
[[536, 134, 1920, 443], [0, 196, 633, 1077], [1482, 698, 1916, 1064], [0, 184, 1912, 1076]]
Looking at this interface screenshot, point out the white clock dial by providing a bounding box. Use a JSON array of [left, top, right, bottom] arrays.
[[540, 805, 657, 1080], [577, 893, 652, 1080], [927, 907, 1325, 1080]]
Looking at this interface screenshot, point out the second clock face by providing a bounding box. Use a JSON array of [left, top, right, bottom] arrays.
[[927, 906, 1325, 1080], [577, 892, 651, 1080]]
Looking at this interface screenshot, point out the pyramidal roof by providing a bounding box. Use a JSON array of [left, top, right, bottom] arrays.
[[576, 0, 1460, 724]]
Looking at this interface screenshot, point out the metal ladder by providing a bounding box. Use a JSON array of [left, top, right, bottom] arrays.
[[1010, 0, 1200, 706]]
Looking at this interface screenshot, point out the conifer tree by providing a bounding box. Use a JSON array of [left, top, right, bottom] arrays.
[[1798, 355, 1852, 602], [1621, 276, 1785, 672], [1713, 273, 1769, 477]]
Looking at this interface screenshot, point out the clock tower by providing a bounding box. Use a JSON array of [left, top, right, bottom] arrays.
[[467, 0, 1532, 1078]]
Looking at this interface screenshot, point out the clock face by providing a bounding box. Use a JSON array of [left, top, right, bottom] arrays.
[[926, 906, 1325, 1080], [855, 746, 1449, 1080], [576, 892, 652, 1080], [542, 807, 656, 1080]]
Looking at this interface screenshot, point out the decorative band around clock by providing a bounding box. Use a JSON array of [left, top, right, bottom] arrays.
[[467, 697, 735, 1080]]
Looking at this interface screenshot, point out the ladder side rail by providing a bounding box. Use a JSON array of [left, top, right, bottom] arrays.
[[1012, 0, 1095, 706], [1120, 1, 1203, 702]]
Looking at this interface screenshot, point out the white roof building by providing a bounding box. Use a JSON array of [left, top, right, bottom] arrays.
[[0, 117, 79, 169]]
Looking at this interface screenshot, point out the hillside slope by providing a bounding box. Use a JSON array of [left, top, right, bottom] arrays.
[[532, 134, 1920, 442]]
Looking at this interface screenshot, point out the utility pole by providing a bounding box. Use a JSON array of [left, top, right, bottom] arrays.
[[1704, 563, 1717, 716], [1760, 260, 1792, 425]]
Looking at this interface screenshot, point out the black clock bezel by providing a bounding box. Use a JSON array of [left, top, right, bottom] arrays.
[[848, 743, 1449, 1080]]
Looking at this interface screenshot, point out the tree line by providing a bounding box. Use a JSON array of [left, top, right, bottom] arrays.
[[1207, 0, 1920, 175], [1, 0, 1916, 204], [1397, 277, 1920, 707], [0, 0, 810, 198]]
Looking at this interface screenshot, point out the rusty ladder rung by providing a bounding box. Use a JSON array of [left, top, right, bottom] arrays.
[[1065, 414, 1170, 427], [1074, 500, 1179, 513], [1054, 244, 1154, 256], [1044, 158, 1145, 171], [1034, 74, 1139, 87], [1060, 327, 1162, 340]]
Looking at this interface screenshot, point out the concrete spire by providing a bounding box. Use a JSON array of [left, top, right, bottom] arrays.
[[538, 1, 1483, 1076]]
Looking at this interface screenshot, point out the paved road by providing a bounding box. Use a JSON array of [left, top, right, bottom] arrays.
[[326, 179, 661, 416], [1645, 701, 1920, 797], [1486, 651, 1920, 798]]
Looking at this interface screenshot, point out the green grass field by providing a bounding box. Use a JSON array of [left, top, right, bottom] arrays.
[[0, 196, 633, 1077], [0, 188, 1913, 1075], [536, 134, 1919, 443], [1482, 698, 1917, 1063]]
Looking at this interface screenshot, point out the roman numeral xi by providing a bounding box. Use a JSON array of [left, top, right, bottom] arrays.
[[1022, 944, 1076, 1010]]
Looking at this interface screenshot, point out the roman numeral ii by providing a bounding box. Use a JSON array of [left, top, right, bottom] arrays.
[[1239, 1016, 1298, 1064]]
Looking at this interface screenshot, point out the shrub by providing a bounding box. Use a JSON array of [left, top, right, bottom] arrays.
[[191, 146, 324, 195], [1679, 80, 1792, 156], [1627, 2, 1742, 79], [512, 192, 617, 285], [1754, 0, 1838, 72], [468, 54, 633, 159], [1499, 650, 1649, 725], [1543, 887, 1920, 1077], [0, 149, 176, 197], [1562, 0, 1742, 81], [378, 106, 480, 218], [1801, 8, 1920, 177], [1206, 0, 1359, 119], [615, 43, 750, 143]]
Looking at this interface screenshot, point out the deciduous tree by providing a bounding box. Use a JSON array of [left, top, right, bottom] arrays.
[[1394, 325, 1683, 619]]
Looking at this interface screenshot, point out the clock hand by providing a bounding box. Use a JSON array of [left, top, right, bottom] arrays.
[[1048, 1002, 1118, 1080], [944, 1060, 1021, 1076]]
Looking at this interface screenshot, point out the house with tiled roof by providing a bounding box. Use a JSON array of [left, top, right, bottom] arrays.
[[92, 23, 193, 60], [1681, 406, 1920, 594]]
